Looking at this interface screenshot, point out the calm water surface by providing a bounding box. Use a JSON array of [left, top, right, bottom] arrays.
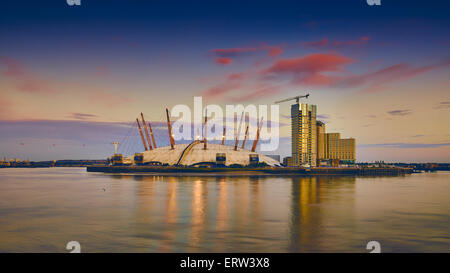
[[0, 168, 449, 252]]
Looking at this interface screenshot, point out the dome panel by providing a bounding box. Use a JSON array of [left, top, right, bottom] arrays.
[[126, 143, 280, 167]]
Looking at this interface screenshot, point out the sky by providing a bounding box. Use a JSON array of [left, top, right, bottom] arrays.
[[0, 0, 449, 162]]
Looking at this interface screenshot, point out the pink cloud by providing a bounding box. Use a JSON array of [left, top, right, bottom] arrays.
[[229, 84, 282, 102], [267, 46, 283, 57], [210, 43, 283, 65], [203, 53, 354, 100], [331, 36, 370, 47], [203, 45, 450, 101], [337, 59, 450, 92], [211, 47, 260, 58], [203, 72, 247, 98], [301, 38, 329, 49], [302, 36, 370, 49], [215, 57, 232, 65], [0, 56, 56, 93], [262, 53, 355, 86]]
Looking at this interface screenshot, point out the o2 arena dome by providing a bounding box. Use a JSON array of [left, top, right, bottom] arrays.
[[111, 110, 282, 168], [124, 141, 281, 167]]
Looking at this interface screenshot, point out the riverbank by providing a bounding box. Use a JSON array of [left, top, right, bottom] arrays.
[[86, 165, 413, 176]]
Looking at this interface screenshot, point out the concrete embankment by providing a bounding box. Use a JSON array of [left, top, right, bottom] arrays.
[[86, 165, 413, 176]]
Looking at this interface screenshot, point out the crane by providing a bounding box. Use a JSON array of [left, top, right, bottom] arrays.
[[111, 142, 119, 154], [275, 94, 310, 104]]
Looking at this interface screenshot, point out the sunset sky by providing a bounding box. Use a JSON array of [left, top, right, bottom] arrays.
[[0, 0, 449, 162]]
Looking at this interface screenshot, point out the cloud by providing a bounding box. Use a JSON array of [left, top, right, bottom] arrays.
[[0, 119, 129, 142], [215, 57, 232, 65], [338, 59, 450, 93], [210, 44, 283, 65], [203, 52, 354, 100], [387, 109, 412, 116], [358, 142, 450, 149], [203, 68, 285, 102], [262, 53, 355, 86], [0, 119, 168, 145], [0, 57, 132, 110], [203, 72, 247, 98], [268, 47, 283, 57], [211, 47, 260, 58], [229, 84, 282, 102], [68, 113, 99, 120], [317, 114, 330, 120], [0, 118, 288, 161], [435, 101, 450, 109], [302, 36, 370, 49], [0, 119, 172, 160], [332, 36, 370, 48], [203, 46, 449, 101], [301, 38, 329, 49], [0, 56, 56, 93]]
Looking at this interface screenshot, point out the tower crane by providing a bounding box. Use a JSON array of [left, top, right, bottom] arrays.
[[275, 94, 310, 104], [111, 142, 119, 154]]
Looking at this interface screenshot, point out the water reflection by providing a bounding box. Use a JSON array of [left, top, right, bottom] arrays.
[[289, 176, 356, 252], [123, 174, 359, 252], [216, 177, 228, 237], [0, 169, 448, 252]]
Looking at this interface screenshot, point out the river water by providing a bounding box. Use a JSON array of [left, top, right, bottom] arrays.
[[0, 168, 448, 253]]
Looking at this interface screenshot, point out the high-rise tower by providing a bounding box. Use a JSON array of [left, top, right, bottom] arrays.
[[316, 121, 326, 165], [291, 103, 317, 167]]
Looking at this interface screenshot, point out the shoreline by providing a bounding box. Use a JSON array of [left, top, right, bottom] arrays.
[[86, 165, 413, 176]]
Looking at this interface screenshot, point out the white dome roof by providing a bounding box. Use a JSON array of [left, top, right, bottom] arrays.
[[126, 142, 281, 167]]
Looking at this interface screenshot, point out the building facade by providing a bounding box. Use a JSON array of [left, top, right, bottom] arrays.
[[324, 133, 355, 164], [325, 133, 340, 160], [316, 121, 326, 164], [290, 102, 356, 167], [337, 137, 356, 164], [291, 103, 317, 167], [283, 156, 293, 166]]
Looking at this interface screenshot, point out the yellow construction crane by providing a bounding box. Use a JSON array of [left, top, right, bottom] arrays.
[[275, 94, 310, 104]]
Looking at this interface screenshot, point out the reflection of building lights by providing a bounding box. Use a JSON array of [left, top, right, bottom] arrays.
[[216, 178, 228, 232], [190, 180, 205, 249]]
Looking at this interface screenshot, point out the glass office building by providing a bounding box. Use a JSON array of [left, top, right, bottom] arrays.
[[291, 103, 317, 167]]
